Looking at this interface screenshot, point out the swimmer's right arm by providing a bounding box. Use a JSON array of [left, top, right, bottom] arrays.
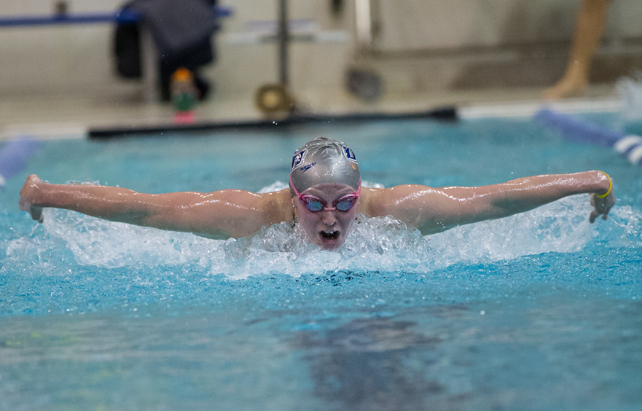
[[19, 175, 293, 239]]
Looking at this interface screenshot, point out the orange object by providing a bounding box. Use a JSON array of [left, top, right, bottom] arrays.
[[172, 68, 194, 82]]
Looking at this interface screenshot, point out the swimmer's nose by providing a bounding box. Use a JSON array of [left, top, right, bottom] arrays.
[[321, 211, 337, 226]]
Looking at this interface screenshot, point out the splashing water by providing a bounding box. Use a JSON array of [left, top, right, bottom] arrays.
[[5, 185, 639, 280], [2, 120, 642, 411], [617, 71, 642, 123]]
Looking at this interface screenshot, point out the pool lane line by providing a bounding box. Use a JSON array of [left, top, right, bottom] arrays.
[[459, 97, 621, 119], [533, 108, 642, 166], [87, 106, 458, 139]]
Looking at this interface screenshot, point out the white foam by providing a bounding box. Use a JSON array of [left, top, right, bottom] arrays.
[[7, 191, 638, 280], [617, 72, 642, 122], [258, 181, 288, 193], [610, 205, 642, 245]]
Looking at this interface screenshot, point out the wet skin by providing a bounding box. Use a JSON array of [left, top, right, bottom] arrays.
[[292, 184, 359, 250], [18, 172, 614, 245]]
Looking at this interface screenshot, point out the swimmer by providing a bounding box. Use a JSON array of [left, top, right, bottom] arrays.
[[19, 137, 615, 250]]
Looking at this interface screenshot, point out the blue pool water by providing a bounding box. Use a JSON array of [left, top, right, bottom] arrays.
[[1, 115, 641, 410]]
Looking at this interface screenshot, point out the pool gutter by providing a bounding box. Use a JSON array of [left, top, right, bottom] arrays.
[[87, 106, 458, 139]]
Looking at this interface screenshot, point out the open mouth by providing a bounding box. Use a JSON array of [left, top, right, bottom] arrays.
[[320, 230, 340, 241]]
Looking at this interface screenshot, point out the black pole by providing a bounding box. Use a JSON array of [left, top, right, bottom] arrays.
[[88, 107, 458, 139], [278, 0, 289, 86]]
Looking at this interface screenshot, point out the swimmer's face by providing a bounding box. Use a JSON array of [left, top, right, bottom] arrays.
[[293, 184, 359, 250]]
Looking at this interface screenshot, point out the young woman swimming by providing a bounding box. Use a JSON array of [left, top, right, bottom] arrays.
[[19, 137, 615, 250]]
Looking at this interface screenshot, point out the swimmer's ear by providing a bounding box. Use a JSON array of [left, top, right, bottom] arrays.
[[291, 197, 298, 220]]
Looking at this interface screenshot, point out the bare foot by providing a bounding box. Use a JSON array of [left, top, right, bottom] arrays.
[[542, 76, 588, 100]]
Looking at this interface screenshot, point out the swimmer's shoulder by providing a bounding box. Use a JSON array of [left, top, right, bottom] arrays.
[[260, 188, 294, 223], [357, 186, 386, 216], [358, 185, 439, 217]]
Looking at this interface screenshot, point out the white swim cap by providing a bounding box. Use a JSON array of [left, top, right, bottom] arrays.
[[290, 137, 361, 194]]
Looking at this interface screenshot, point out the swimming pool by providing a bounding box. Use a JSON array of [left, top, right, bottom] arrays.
[[1, 114, 641, 410]]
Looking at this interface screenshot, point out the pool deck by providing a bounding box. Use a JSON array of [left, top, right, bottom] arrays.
[[0, 84, 621, 141]]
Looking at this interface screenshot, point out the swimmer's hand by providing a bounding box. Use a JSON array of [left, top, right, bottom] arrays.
[[589, 189, 615, 223], [19, 174, 45, 223]]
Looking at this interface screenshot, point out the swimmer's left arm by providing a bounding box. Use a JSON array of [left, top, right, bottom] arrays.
[[365, 171, 615, 235]]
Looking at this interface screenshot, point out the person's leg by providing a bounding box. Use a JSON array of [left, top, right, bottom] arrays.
[[543, 0, 612, 99]]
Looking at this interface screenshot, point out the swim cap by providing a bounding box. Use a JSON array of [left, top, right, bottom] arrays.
[[290, 137, 360, 194]]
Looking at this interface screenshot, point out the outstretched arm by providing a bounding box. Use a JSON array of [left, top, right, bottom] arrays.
[[365, 171, 614, 235], [19, 175, 292, 239]]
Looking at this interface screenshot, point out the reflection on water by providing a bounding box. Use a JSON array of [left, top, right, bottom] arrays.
[[295, 316, 444, 411]]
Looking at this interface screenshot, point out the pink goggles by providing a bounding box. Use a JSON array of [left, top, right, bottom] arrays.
[[290, 175, 361, 213]]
